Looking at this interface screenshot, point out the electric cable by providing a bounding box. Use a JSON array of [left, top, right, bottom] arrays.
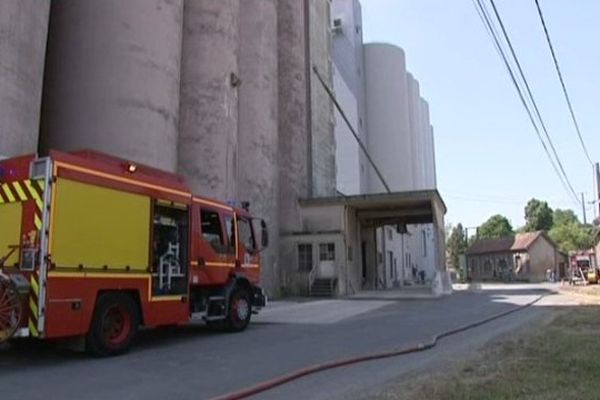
[[533, 0, 593, 166]]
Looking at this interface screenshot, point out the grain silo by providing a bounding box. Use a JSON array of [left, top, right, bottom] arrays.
[[407, 73, 424, 190], [364, 43, 413, 193], [0, 1, 50, 157], [40, 0, 184, 172], [419, 98, 434, 189], [178, 0, 239, 199], [238, 0, 280, 295]]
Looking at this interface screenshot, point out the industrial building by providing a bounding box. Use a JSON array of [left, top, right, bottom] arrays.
[[0, 0, 447, 297]]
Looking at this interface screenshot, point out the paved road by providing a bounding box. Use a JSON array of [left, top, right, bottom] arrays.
[[0, 284, 574, 400]]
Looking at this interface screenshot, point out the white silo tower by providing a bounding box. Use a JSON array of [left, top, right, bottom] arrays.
[[0, 1, 50, 157], [40, 0, 184, 172], [364, 43, 413, 193], [178, 0, 240, 200], [407, 74, 425, 190]]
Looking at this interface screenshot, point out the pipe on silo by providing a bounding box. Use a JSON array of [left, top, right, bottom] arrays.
[[238, 0, 280, 295], [40, 0, 184, 172], [0, 1, 50, 157], [178, 0, 240, 199]]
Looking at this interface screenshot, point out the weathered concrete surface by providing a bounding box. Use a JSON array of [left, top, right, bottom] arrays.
[[238, 0, 280, 295], [309, 0, 336, 197], [0, 1, 50, 157], [40, 0, 183, 172], [178, 0, 239, 199], [277, 0, 310, 235]]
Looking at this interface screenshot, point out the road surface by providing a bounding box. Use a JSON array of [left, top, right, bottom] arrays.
[[0, 284, 576, 400]]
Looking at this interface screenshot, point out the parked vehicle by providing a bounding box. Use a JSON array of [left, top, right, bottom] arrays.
[[0, 150, 268, 355]]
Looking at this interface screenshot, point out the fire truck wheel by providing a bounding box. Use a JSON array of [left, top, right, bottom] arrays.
[[86, 293, 139, 357], [224, 286, 252, 332]]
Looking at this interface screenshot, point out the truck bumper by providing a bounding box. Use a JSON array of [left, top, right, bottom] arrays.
[[251, 286, 268, 310]]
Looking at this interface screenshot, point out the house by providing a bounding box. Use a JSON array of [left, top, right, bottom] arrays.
[[465, 231, 560, 282]]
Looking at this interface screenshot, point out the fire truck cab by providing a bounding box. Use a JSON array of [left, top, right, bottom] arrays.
[[0, 150, 268, 356]]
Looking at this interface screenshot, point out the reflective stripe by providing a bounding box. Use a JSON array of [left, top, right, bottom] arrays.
[[29, 297, 39, 319], [1, 183, 15, 202], [11, 181, 28, 202], [25, 179, 44, 211], [30, 275, 39, 297], [34, 214, 42, 230], [28, 319, 39, 337]]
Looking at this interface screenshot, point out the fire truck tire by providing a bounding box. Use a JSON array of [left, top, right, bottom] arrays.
[[224, 286, 252, 332], [86, 292, 139, 357]]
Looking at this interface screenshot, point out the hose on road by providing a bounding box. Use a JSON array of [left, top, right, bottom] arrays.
[[211, 294, 545, 400]]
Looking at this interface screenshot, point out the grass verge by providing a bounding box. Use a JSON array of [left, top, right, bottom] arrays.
[[373, 306, 600, 400]]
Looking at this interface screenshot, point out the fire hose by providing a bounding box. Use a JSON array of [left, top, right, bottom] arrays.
[[211, 294, 545, 400]]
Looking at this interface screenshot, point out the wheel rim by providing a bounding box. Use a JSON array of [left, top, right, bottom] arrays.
[[101, 305, 131, 346], [232, 296, 249, 323], [0, 277, 21, 342]]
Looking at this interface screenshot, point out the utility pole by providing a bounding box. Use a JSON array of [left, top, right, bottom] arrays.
[[595, 163, 600, 219], [581, 192, 587, 224]]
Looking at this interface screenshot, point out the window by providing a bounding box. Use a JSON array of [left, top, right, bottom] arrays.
[[298, 243, 313, 271], [223, 214, 235, 253], [387, 228, 393, 241], [422, 230, 427, 257], [319, 243, 335, 261], [238, 218, 256, 253], [200, 209, 225, 253]]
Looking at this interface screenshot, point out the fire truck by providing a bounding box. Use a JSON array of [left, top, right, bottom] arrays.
[[569, 250, 598, 285], [0, 150, 268, 356]]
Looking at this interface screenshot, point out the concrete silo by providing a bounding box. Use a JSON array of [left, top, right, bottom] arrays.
[[364, 43, 413, 193], [238, 0, 280, 295], [407, 74, 425, 190], [178, 0, 239, 199], [0, 1, 50, 157], [419, 98, 434, 189], [40, 0, 184, 172]]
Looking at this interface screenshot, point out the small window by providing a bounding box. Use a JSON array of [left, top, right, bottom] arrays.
[[387, 228, 393, 241], [200, 209, 225, 253], [298, 243, 313, 271], [319, 243, 335, 261], [422, 230, 427, 257], [238, 217, 256, 253], [223, 214, 235, 253]]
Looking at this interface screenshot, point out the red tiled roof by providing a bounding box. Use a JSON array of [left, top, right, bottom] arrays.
[[465, 231, 551, 255]]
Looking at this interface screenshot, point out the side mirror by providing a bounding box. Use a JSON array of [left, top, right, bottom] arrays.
[[261, 219, 269, 249]]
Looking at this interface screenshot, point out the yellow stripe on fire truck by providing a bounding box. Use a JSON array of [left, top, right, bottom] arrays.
[[28, 273, 40, 337], [0, 179, 44, 230]]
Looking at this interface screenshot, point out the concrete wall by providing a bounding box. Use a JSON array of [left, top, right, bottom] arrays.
[[178, 0, 239, 199], [0, 1, 50, 157], [309, 0, 336, 197], [277, 0, 310, 236], [238, 0, 280, 296], [331, 0, 368, 195], [40, 0, 184, 172]]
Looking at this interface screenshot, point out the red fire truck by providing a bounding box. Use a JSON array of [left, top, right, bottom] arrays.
[[0, 150, 268, 356]]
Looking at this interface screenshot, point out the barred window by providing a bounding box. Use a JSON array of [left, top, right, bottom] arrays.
[[298, 243, 313, 272]]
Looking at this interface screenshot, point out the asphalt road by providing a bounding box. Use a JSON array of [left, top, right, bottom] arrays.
[[0, 284, 574, 400]]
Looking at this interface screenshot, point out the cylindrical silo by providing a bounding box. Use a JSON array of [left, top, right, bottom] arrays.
[[238, 0, 280, 295], [0, 1, 50, 157], [407, 74, 424, 190], [40, 0, 184, 172], [430, 124, 438, 188], [178, 0, 239, 199], [364, 43, 413, 193], [419, 98, 434, 189]]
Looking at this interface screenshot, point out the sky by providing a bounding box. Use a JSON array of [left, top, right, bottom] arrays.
[[360, 0, 600, 230]]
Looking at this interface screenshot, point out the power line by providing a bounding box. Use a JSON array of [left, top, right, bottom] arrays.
[[472, 0, 581, 207], [533, 0, 593, 166], [488, 0, 581, 205]]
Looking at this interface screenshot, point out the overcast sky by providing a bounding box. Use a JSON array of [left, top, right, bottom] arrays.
[[361, 0, 600, 229]]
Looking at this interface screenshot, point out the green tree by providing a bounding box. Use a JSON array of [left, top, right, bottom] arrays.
[[478, 215, 514, 239], [447, 223, 467, 269], [524, 198, 553, 232], [549, 208, 592, 252]]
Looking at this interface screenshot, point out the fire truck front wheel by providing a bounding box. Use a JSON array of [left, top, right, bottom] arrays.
[[224, 286, 252, 332], [86, 292, 140, 357]]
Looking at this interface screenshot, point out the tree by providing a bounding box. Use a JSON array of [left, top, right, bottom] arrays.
[[524, 198, 553, 232], [447, 223, 467, 269], [549, 223, 593, 253], [549, 208, 592, 252], [478, 215, 514, 239]]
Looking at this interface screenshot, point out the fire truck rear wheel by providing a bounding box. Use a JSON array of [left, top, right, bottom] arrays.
[[86, 292, 139, 357], [224, 286, 252, 332]]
